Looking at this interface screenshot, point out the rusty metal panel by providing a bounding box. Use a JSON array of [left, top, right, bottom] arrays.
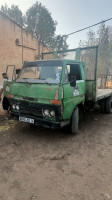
[[86, 80, 96, 101]]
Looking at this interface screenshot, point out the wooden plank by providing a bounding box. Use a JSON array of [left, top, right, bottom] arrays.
[[97, 89, 112, 100]]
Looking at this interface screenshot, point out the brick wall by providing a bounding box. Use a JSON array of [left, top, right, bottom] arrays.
[[0, 11, 50, 85]]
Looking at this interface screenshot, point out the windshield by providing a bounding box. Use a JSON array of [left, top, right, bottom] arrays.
[[16, 65, 62, 84]]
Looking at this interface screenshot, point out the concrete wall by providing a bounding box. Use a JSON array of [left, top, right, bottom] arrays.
[[0, 11, 50, 84]]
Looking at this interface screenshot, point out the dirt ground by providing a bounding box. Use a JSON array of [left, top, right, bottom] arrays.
[[0, 104, 112, 200]]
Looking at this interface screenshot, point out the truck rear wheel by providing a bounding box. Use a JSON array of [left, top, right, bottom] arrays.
[[105, 97, 112, 114], [99, 99, 106, 113], [70, 107, 79, 135]]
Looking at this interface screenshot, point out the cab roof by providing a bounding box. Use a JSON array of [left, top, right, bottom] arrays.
[[23, 59, 81, 68]]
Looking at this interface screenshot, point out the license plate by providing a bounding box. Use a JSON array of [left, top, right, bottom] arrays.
[[19, 116, 34, 124]]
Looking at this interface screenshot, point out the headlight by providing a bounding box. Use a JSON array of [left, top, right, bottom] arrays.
[[6, 85, 10, 92], [42, 109, 55, 117], [12, 104, 16, 109], [50, 110, 55, 117], [12, 104, 19, 110], [43, 109, 49, 116], [16, 105, 19, 110]]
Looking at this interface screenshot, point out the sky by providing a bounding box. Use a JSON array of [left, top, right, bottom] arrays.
[[1, 0, 112, 48]]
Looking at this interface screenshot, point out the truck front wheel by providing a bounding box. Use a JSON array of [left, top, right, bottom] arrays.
[[105, 97, 112, 114], [70, 107, 79, 135]]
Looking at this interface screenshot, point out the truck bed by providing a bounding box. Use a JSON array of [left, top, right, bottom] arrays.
[[97, 89, 112, 100]]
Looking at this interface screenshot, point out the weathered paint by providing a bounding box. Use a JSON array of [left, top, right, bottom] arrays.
[[4, 82, 60, 103], [86, 80, 96, 101], [4, 46, 103, 127]]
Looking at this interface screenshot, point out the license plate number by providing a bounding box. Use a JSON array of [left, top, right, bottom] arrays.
[[19, 116, 34, 124]]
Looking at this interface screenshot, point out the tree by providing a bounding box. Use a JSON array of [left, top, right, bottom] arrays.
[[1, 4, 8, 14], [98, 23, 112, 75], [1, 4, 23, 26], [1, 2, 68, 53], [79, 29, 97, 47], [25, 2, 68, 54], [79, 30, 97, 79], [50, 35, 68, 51], [26, 2, 56, 45], [79, 25, 112, 78]]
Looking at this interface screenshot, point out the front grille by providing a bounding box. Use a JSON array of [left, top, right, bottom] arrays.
[[20, 101, 42, 116], [9, 99, 62, 121], [10, 99, 43, 117]]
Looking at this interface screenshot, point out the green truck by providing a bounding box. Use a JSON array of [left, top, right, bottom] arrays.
[[3, 46, 112, 134]]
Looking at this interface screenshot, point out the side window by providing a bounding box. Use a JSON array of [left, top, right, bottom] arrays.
[[69, 64, 82, 81], [64, 64, 82, 83]]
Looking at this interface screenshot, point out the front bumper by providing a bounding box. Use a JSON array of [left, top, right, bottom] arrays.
[[11, 112, 70, 129]]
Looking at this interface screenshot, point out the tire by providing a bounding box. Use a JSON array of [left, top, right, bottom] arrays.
[[105, 97, 112, 114], [70, 107, 79, 135], [2, 96, 10, 110], [99, 99, 106, 113]]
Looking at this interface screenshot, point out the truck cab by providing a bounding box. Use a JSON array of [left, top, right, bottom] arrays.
[[4, 46, 111, 134], [3, 58, 86, 134]]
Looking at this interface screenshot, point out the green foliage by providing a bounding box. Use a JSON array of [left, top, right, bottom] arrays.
[[25, 2, 68, 51], [1, 4, 23, 26], [50, 35, 68, 51], [1, 4, 8, 13], [26, 2, 56, 44]]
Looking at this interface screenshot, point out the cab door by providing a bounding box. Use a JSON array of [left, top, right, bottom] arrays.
[[62, 62, 85, 120], [6, 65, 16, 81]]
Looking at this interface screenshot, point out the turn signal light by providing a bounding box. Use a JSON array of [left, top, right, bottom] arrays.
[[51, 100, 61, 105], [8, 94, 13, 98]]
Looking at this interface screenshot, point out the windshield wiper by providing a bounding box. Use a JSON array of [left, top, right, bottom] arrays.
[[39, 78, 52, 86], [44, 80, 52, 86], [22, 78, 32, 86], [17, 78, 52, 86]]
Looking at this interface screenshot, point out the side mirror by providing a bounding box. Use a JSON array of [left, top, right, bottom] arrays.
[[70, 76, 76, 87], [16, 69, 20, 74], [2, 73, 8, 79]]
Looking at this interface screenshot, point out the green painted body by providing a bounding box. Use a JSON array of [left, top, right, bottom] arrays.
[[4, 59, 85, 121], [4, 46, 99, 126]]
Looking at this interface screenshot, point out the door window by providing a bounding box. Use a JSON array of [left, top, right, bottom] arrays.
[[64, 64, 82, 83]]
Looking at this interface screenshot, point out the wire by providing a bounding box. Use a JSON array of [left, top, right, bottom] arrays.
[[40, 17, 112, 46], [67, 17, 112, 37]]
